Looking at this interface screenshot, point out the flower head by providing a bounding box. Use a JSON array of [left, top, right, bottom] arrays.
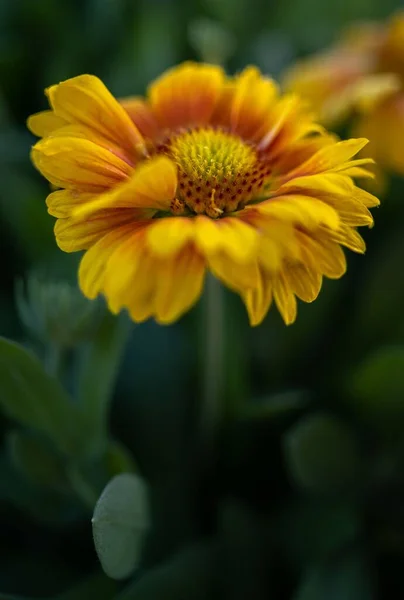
[[283, 12, 404, 175], [28, 62, 379, 326]]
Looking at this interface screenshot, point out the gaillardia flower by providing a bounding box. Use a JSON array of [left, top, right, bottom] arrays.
[[283, 12, 404, 175], [28, 63, 379, 326]]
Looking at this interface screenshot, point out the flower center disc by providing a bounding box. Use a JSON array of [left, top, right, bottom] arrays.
[[166, 128, 268, 218]]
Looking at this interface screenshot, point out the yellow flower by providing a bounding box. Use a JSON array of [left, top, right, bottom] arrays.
[[283, 12, 404, 175], [28, 62, 379, 326]]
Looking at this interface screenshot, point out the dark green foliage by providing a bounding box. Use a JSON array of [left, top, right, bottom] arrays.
[[1, 0, 404, 598]]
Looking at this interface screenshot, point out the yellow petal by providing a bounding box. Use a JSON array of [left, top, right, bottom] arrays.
[[31, 136, 132, 192], [46, 75, 145, 155], [273, 273, 297, 325], [256, 195, 340, 230], [27, 110, 67, 137], [285, 264, 322, 302], [230, 66, 279, 140], [153, 249, 206, 324], [74, 157, 177, 216], [239, 210, 301, 266], [149, 62, 225, 129], [45, 123, 135, 164], [46, 190, 96, 218], [289, 138, 369, 177], [297, 231, 347, 279], [242, 268, 273, 327], [55, 209, 139, 252], [194, 216, 259, 263], [146, 217, 194, 257], [321, 194, 374, 227], [79, 223, 138, 299], [208, 254, 259, 292], [327, 225, 366, 254], [103, 228, 147, 313]]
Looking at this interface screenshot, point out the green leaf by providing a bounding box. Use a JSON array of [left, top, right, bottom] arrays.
[[294, 550, 373, 600], [244, 390, 310, 419], [6, 430, 67, 491], [92, 473, 150, 580], [54, 572, 117, 600], [0, 337, 85, 457], [77, 312, 131, 458], [0, 453, 75, 524], [348, 346, 404, 438], [0, 594, 35, 599], [104, 440, 137, 478], [274, 499, 360, 569], [284, 413, 362, 494], [116, 541, 215, 599]]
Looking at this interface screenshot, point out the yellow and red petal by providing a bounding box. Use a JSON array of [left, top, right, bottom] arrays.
[[55, 209, 142, 252], [119, 97, 160, 140], [229, 66, 279, 141], [31, 136, 132, 192], [74, 156, 177, 215], [148, 62, 225, 129], [258, 95, 322, 155], [286, 138, 369, 179], [353, 94, 404, 174], [27, 110, 68, 137], [45, 123, 136, 166], [46, 75, 146, 156]]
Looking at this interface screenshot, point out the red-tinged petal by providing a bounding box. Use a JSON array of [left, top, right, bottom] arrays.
[[148, 62, 225, 129], [55, 209, 143, 252], [46, 75, 146, 156], [74, 156, 177, 216], [119, 97, 160, 140], [229, 66, 279, 141], [31, 136, 132, 192]]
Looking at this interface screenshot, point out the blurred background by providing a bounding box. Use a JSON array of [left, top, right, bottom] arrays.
[[1, 0, 404, 598]]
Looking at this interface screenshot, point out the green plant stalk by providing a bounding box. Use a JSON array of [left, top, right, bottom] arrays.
[[77, 312, 131, 459], [201, 275, 225, 446]]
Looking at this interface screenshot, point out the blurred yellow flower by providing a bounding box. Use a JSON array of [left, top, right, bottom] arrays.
[[283, 12, 404, 175], [28, 62, 378, 326]]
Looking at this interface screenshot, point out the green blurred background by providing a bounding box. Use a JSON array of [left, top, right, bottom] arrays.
[[2, 0, 404, 598]]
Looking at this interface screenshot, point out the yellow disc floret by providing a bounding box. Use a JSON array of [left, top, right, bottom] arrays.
[[166, 128, 269, 218]]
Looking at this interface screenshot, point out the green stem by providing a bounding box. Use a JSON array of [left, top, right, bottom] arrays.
[[201, 275, 225, 444], [67, 465, 99, 511], [45, 343, 65, 380]]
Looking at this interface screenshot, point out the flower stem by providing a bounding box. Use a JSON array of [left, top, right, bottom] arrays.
[[201, 274, 225, 446], [46, 343, 65, 380]]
